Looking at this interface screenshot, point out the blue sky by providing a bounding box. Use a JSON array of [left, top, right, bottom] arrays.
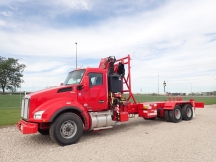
[[0, 0, 216, 94]]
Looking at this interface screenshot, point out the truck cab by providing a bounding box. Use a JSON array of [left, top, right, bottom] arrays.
[[75, 68, 109, 112], [17, 56, 125, 146]]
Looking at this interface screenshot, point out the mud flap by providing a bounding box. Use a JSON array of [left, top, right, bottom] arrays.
[[192, 107, 195, 118]]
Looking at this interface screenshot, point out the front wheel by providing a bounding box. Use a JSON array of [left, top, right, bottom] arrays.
[[49, 113, 83, 146]]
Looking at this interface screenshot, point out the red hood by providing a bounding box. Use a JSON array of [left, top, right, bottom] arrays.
[[26, 85, 77, 114]]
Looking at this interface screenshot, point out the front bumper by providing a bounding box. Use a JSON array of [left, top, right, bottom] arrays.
[[17, 119, 38, 134]]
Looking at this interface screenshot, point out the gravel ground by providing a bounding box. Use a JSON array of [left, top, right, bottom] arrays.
[[0, 105, 216, 162]]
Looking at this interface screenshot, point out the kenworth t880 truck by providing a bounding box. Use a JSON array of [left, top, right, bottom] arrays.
[[17, 55, 204, 146]]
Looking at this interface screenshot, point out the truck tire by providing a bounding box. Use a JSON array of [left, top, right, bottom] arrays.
[[49, 113, 83, 146], [157, 108, 162, 118], [182, 104, 193, 121], [164, 110, 171, 122], [143, 117, 156, 120], [38, 128, 49, 135], [169, 105, 182, 123]]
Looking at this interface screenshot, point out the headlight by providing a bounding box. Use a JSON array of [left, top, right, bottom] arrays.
[[34, 111, 45, 119]]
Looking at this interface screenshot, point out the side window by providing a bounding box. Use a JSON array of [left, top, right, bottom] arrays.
[[88, 73, 103, 87]]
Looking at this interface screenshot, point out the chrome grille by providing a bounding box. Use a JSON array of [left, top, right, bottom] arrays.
[[21, 96, 30, 120]]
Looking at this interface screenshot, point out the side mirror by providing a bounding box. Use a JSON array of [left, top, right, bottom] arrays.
[[83, 76, 90, 91], [60, 83, 63, 86], [77, 85, 84, 90]]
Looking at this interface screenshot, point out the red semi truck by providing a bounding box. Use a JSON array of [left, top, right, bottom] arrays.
[[17, 55, 204, 146]]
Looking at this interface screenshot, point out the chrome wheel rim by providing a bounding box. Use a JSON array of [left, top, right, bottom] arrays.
[[186, 108, 192, 117], [60, 120, 77, 139], [175, 109, 181, 119]]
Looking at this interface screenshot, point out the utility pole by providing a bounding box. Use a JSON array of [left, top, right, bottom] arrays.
[[75, 42, 77, 69], [158, 75, 159, 95]]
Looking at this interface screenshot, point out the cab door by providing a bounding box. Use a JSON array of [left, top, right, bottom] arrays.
[[78, 72, 108, 111]]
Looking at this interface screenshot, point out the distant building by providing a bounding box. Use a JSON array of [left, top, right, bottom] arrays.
[[171, 93, 186, 96], [202, 92, 213, 96]]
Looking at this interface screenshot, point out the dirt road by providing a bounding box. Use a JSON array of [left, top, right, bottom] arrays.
[[0, 105, 215, 162]]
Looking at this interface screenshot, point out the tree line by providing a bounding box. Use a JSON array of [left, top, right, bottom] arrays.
[[0, 56, 26, 93]]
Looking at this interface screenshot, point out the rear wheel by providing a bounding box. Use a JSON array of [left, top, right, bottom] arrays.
[[182, 104, 193, 120], [49, 113, 83, 146], [164, 110, 171, 122], [169, 105, 182, 123]]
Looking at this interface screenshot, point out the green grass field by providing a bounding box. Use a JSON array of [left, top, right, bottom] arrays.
[[0, 94, 216, 126], [0, 94, 23, 126]]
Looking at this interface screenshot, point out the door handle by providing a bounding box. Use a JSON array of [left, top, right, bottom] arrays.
[[98, 100, 104, 103]]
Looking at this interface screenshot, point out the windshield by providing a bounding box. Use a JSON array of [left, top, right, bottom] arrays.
[[63, 69, 85, 85]]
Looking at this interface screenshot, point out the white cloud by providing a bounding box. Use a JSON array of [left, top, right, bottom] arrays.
[[54, 0, 92, 10], [0, 19, 6, 27], [0, 11, 13, 16], [41, 0, 93, 19], [0, 0, 26, 6], [1, 0, 215, 58], [25, 61, 65, 72]]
